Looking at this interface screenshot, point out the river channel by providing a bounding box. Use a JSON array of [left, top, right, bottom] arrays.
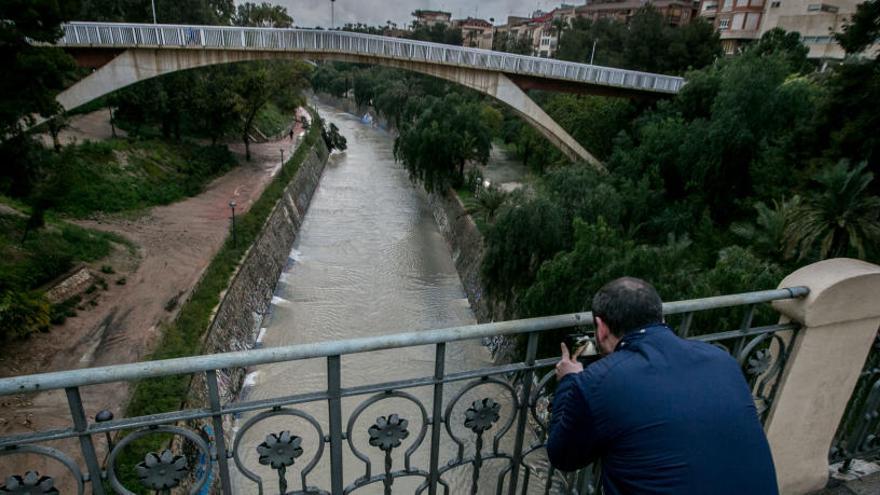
[[231, 101, 540, 494]]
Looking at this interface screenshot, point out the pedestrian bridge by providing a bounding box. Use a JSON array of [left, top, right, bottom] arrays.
[[52, 22, 686, 170]]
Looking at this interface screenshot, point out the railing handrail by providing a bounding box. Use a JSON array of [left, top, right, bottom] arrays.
[[0, 287, 807, 395], [55, 21, 686, 92]]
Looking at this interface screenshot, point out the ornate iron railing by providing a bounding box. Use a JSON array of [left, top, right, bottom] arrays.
[[0, 287, 807, 494], [55, 22, 685, 95], [830, 330, 880, 468]]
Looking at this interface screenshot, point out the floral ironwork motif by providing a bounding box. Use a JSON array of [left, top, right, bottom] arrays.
[[368, 414, 409, 452], [257, 430, 304, 495], [1, 472, 58, 495], [465, 398, 501, 434], [747, 349, 772, 376], [135, 449, 188, 491], [368, 414, 410, 495], [257, 431, 304, 469]]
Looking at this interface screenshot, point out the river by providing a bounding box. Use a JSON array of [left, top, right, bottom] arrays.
[[232, 101, 536, 494]]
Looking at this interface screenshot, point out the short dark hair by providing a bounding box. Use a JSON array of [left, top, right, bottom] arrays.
[[591, 277, 663, 337]]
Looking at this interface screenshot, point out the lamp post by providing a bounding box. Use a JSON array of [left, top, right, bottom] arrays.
[[590, 39, 597, 65], [229, 200, 237, 248], [330, 0, 336, 30], [151, 0, 158, 23]]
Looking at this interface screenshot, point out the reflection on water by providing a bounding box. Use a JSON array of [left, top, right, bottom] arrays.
[[231, 102, 553, 494]]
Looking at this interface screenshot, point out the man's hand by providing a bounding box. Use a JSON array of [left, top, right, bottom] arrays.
[[556, 342, 585, 381]]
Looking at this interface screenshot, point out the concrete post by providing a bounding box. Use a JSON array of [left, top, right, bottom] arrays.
[[765, 258, 880, 494]]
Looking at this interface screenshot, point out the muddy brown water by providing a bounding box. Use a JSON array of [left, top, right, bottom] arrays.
[[231, 102, 552, 494]]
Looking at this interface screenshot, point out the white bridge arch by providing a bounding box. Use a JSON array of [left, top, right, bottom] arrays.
[[55, 22, 686, 169]]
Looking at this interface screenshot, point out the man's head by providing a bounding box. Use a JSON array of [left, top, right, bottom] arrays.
[[591, 277, 663, 354]]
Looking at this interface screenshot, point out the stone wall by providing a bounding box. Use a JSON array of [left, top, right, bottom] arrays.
[[427, 190, 492, 321], [189, 137, 329, 404]]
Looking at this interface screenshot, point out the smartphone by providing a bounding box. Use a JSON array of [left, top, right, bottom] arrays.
[[563, 332, 601, 365]]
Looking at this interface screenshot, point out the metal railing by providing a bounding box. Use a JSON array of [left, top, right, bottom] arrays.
[[56, 22, 685, 95], [0, 287, 807, 494], [830, 330, 880, 468]]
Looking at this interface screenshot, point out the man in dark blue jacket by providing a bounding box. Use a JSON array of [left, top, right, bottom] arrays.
[[547, 277, 778, 494]]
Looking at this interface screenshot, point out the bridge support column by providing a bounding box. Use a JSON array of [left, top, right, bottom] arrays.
[[493, 74, 604, 171], [766, 258, 880, 494]]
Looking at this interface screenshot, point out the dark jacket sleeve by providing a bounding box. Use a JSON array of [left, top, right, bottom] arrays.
[[546, 372, 601, 472]]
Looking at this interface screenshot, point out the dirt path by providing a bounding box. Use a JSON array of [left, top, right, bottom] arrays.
[[0, 109, 309, 482]]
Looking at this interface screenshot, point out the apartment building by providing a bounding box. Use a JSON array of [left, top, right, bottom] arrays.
[[576, 0, 698, 26], [455, 17, 495, 50], [412, 10, 452, 28], [701, 0, 875, 59]]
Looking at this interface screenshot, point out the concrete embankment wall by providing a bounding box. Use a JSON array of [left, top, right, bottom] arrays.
[[189, 137, 329, 404]]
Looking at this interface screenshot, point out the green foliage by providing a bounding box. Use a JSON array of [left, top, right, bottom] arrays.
[[408, 23, 463, 45], [233, 1, 293, 27], [0, 0, 78, 136], [784, 161, 880, 260], [834, 0, 880, 57], [42, 139, 236, 217], [556, 8, 721, 74], [481, 194, 570, 306], [748, 28, 813, 74], [78, 0, 234, 24], [0, 289, 50, 341], [493, 32, 533, 55], [394, 94, 492, 192]]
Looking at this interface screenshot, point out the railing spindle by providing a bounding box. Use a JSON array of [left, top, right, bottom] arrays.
[[428, 343, 446, 495], [206, 370, 233, 495], [327, 355, 344, 494], [507, 332, 539, 495], [65, 387, 106, 495]]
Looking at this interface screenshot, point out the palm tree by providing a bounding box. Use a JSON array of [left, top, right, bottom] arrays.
[[784, 161, 880, 260], [731, 197, 799, 259], [472, 186, 509, 223]]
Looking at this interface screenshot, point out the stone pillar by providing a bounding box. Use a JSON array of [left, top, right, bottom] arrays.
[[765, 258, 880, 494]]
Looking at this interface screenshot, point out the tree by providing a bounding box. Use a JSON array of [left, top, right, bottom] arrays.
[[834, 0, 880, 58], [393, 94, 492, 192], [408, 23, 463, 46], [234, 63, 275, 161], [493, 32, 533, 55], [233, 2, 293, 27], [0, 0, 78, 137], [748, 28, 812, 74], [470, 187, 509, 223], [784, 161, 880, 260]]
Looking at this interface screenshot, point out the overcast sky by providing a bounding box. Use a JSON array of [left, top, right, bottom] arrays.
[[259, 1, 572, 29]]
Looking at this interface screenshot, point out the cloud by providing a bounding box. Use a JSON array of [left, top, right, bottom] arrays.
[[261, 0, 567, 29]]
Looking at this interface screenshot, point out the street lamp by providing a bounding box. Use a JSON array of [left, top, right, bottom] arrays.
[[330, 0, 336, 30], [151, 0, 158, 23], [229, 200, 237, 248], [590, 39, 598, 65]]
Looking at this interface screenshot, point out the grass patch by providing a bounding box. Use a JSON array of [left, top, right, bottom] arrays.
[[50, 138, 237, 218], [454, 186, 488, 234], [0, 212, 127, 291], [253, 101, 296, 137], [114, 110, 323, 490]]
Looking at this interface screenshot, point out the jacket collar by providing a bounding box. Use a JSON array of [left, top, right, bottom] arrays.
[[615, 323, 672, 351]]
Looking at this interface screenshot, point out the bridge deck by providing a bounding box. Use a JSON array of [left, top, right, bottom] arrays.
[[58, 22, 685, 95]]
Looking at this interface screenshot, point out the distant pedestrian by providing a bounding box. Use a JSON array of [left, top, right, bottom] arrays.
[[289, 128, 294, 141]]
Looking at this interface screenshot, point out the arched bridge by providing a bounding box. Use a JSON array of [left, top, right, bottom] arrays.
[[55, 22, 686, 169]]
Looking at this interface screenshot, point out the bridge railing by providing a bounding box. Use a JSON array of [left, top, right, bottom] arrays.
[[0, 287, 808, 494], [57, 22, 685, 95]]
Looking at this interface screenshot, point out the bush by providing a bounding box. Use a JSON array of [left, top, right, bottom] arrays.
[[0, 289, 51, 341]]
